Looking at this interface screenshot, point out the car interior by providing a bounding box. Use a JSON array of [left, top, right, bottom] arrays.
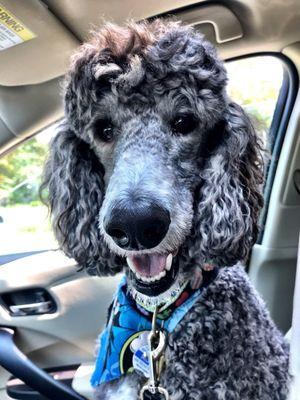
[[0, 1, 300, 399]]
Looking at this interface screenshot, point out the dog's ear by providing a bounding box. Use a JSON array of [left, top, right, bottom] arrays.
[[194, 102, 264, 266], [41, 122, 123, 276]]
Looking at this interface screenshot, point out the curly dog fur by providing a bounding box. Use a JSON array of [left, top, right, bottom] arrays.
[[42, 20, 290, 399]]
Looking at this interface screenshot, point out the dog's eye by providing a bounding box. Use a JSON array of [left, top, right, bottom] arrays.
[[170, 114, 198, 135], [93, 119, 114, 143]]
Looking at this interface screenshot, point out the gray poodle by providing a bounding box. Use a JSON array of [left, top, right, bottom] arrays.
[[42, 20, 290, 399]]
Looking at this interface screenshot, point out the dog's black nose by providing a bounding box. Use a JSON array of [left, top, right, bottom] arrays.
[[104, 202, 171, 250]]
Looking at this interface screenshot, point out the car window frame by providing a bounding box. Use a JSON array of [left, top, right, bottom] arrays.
[[225, 52, 298, 244]]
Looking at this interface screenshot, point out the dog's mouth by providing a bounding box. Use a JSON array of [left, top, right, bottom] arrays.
[[126, 252, 179, 296]]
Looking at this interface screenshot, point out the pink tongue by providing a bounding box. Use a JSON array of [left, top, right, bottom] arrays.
[[129, 254, 167, 277]]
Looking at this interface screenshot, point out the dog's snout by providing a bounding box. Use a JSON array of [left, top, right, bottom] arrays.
[[104, 202, 171, 250]]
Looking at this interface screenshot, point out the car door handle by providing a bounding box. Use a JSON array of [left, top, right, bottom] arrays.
[[9, 301, 53, 315], [0, 327, 86, 400], [1, 287, 57, 316]]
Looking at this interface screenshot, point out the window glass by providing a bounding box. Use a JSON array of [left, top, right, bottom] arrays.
[[226, 56, 284, 148], [0, 125, 57, 258]]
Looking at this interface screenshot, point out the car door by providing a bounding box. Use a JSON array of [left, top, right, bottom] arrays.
[[0, 130, 120, 399], [0, 251, 119, 400]]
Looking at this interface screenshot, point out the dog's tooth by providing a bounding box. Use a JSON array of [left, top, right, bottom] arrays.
[[126, 257, 136, 273], [166, 254, 173, 271], [156, 272, 162, 281], [158, 272, 164, 281], [152, 270, 165, 281], [159, 270, 166, 280]]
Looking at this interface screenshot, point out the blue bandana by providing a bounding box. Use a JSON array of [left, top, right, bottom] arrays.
[[90, 275, 206, 388]]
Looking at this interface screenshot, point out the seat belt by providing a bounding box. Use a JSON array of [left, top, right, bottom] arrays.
[[288, 234, 300, 399]]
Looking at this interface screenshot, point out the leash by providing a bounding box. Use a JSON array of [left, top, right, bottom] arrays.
[[140, 306, 169, 400], [90, 267, 219, 396]]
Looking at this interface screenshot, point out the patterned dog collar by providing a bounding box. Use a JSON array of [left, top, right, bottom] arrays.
[[91, 267, 218, 388]]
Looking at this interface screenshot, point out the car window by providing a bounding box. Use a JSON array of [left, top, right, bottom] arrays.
[[226, 55, 284, 150], [226, 55, 289, 241], [0, 125, 58, 261]]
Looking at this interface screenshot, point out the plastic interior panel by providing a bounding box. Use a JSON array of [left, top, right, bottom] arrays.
[[248, 245, 297, 332], [0, 78, 63, 156], [0, 120, 13, 148], [0, 78, 63, 137], [262, 92, 300, 249], [172, 4, 243, 43], [282, 133, 300, 205], [248, 42, 300, 334], [43, 0, 202, 41]]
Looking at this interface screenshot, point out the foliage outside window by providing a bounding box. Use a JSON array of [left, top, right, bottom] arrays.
[[0, 127, 57, 255], [226, 56, 283, 146], [0, 138, 47, 205]]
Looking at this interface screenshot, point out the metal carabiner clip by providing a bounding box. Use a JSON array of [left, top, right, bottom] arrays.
[[139, 306, 169, 400], [140, 383, 170, 400]]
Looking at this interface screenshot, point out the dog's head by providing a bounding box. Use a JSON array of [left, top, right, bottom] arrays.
[[42, 20, 263, 299]]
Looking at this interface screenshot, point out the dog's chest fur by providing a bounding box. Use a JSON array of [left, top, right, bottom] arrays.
[[95, 265, 290, 400]]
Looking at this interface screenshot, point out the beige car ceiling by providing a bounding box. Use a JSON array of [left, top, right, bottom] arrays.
[[1, 0, 300, 153]]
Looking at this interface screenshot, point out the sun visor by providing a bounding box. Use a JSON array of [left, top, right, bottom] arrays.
[[0, 77, 63, 155], [0, 0, 79, 86]]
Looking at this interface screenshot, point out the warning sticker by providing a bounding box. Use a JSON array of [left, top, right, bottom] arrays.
[[0, 3, 36, 51]]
